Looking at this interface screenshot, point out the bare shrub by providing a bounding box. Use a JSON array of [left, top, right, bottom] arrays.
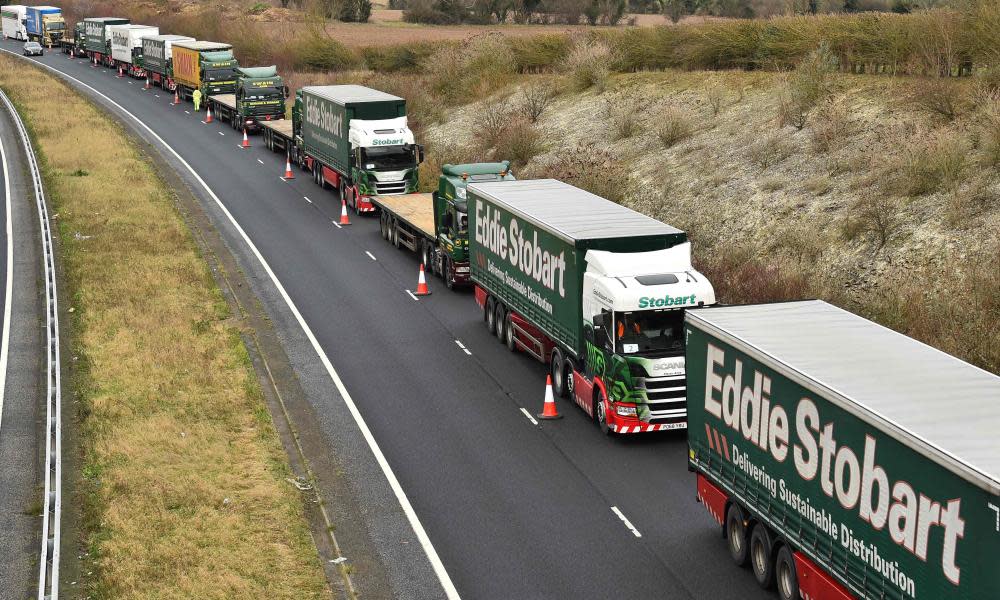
[[560, 38, 613, 92], [943, 178, 997, 227], [518, 84, 554, 123], [908, 77, 964, 121], [694, 245, 813, 305], [847, 191, 900, 250], [424, 33, 515, 104], [975, 88, 1000, 167], [473, 97, 514, 149], [777, 42, 837, 130], [705, 84, 726, 116], [494, 118, 544, 168], [810, 103, 851, 153], [747, 132, 793, 170], [892, 131, 967, 196], [530, 145, 630, 205], [656, 107, 694, 148], [606, 95, 643, 140]]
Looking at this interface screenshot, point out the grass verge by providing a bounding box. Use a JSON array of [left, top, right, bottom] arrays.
[[0, 55, 329, 598]]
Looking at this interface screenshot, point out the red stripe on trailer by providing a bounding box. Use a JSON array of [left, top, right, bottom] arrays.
[[474, 285, 488, 310], [696, 474, 727, 526], [719, 433, 730, 461], [794, 552, 855, 600], [705, 424, 715, 451]]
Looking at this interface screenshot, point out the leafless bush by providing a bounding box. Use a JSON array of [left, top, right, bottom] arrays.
[[777, 42, 837, 130], [606, 96, 643, 140], [891, 131, 967, 196], [908, 77, 964, 121], [706, 84, 725, 116], [810, 102, 851, 153], [494, 118, 544, 168], [747, 133, 793, 170], [529, 145, 630, 205], [474, 97, 514, 149], [518, 84, 554, 124], [848, 190, 900, 250], [655, 107, 694, 148], [561, 38, 613, 92]]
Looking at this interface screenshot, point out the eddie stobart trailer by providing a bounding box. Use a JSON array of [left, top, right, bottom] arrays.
[[206, 66, 287, 131], [374, 162, 515, 289], [141, 34, 194, 90], [686, 300, 1000, 600], [108, 24, 158, 77], [83, 17, 128, 66], [468, 179, 716, 434]]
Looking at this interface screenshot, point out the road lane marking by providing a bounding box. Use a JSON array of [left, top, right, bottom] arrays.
[[406, 290, 419, 301], [0, 123, 12, 436], [365, 251, 376, 261], [332, 220, 341, 229], [184, 110, 189, 114], [454, 340, 471, 356], [217, 131, 224, 136], [519, 408, 538, 426], [304, 196, 312, 203], [611, 506, 642, 538], [257, 159, 264, 165], [2, 51, 462, 600]]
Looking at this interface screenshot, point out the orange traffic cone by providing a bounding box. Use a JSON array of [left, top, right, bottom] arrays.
[[339, 199, 351, 226], [283, 154, 294, 179], [173, 90, 180, 105], [414, 264, 431, 296], [117, 64, 124, 77], [537, 375, 562, 420], [204, 106, 213, 123], [144, 76, 151, 90], [241, 128, 250, 148]]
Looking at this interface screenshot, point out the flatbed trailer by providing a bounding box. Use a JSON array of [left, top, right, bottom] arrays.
[[260, 118, 294, 155], [372, 193, 435, 252], [207, 94, 238, 126]]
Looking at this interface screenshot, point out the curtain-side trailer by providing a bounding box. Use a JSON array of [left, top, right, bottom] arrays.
[[108, 24, 158, 77], [141, 34, 194, 90], [170, 41, 237, 101], [2, 6, 28, 41], [83, 17, 128, 65], [686, 300, 1000, 600]]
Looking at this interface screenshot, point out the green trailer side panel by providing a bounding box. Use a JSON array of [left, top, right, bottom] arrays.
[[685, 323, 1000, 600], [83, 18, 128, 54]]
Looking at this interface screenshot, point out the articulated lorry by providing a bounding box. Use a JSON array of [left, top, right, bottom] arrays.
[[2, 6, 27, 41], [468, 179, 716, 434], [375, 162, 515, 289], [60, 22, 87, 57], [686, 300, 1000, 600], [25, 6, 64, 47], [141, 34, 194, 90], [170, 41, 238, 101], [108, 24, 158, 77], [83, 17, 128, 65], [206, 66, 287, 131]]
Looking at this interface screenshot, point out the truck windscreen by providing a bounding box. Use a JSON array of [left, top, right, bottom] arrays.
[[48, 22, 65, 30], [362, 146, 415, 171], [207, 68, 237, 81], [243, 86, 281, 100], [616, 310, 684, 356]]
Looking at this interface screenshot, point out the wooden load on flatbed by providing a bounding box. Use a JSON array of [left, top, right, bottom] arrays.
[[260, 119, 294, 154], [372, 193, 435, 252]]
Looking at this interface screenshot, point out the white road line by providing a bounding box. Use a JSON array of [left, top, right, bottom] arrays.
[[217, 131, 224, 136], [406, 290, 419, 301], [365, 251, 376, 261], [611, 506, 642, 538], [3, 51, 462, 600], [454, 340, 466, 349], [304, 196, 312, 203], [184, 110, 189, 114], [332, 221, 341, 229], [257, 158, 264, 165], [0, 126, 12, 436], [154, 94, 159, 98], [519, 408, 538, 426]]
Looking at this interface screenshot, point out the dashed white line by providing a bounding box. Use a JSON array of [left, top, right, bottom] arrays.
[[304, 196, 312, 203], [217, 131, 225, 136], [453, 340, 471, 356], [154, 94, 159, 98], [365, 251, 376, 261], [257, 158, 264, 165], [406, 290, 419, 301], [331, 220, 342, 229], [184, 110, 189, 114], [519, 408, 538, 426], [611, 506, 642, 538]]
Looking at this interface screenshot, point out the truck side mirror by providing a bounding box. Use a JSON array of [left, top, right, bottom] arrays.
[[283, 85, 290, 99], [594, 327, 610, 351], [416, 144, 425, 165]]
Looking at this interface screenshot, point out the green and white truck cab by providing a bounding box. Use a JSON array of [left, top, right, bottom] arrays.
[[348, 115, 421, 209]]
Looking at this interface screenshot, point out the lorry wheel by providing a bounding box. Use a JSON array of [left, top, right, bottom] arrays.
[[726, 504, 749, 567], [485, 296, 496, 334], [594, 391, 611, 435], [775, 545, 798, 600], [380, 213, 388, 240], [421, 243, 433, 273], [750, 524, 775, 589], [550, 348, 567, 398], [564, 358, 576, 398], [494, 303, 506, 341], [443, 258, 455, 290], [504, 313, 516, 351]]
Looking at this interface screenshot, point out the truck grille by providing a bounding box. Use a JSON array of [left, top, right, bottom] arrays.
[[638, 374, 687, 425], [374, 180, 407, 195]]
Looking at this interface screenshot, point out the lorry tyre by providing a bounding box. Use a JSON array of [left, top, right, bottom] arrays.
[[421, 242, 434, 273], [380, 213, 388, 240], [594, 390, 611, 435], [750, 524, 775, 589], [725, 504, 749, 567], [485, 296, 497, 334], [494, 303, 506, 341], [443, 257, 454, 290], [564, 358, 576, 398], [504, 313, 516, 351], [550, 348, 567, 398], [774, 545, 798, 600]]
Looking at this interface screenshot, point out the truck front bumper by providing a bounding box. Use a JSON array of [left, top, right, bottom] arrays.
[[606, 404, 687, 434]]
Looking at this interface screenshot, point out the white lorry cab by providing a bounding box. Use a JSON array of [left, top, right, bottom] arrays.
[[2, 5, 28, 42]]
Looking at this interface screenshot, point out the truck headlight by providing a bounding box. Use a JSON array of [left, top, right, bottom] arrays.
[[455, 187, 466, 199], [615, 404, 637, 417]]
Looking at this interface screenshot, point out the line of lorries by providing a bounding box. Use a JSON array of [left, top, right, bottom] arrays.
[[9, 8, 999, 600]]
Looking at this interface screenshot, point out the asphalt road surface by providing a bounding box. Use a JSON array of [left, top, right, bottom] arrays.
[[0, 81, 43, 599], [1, 42, 774, 600]]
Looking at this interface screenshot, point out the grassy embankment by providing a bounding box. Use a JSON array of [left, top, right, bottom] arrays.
[[0, 56, 329, 597]]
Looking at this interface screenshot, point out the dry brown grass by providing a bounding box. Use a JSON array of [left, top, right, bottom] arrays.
[[0, 55, 328, 598]]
